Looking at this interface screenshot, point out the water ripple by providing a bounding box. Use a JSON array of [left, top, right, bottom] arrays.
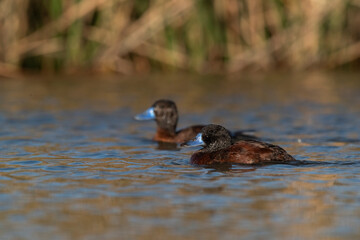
[[0, 75, 359, 239]]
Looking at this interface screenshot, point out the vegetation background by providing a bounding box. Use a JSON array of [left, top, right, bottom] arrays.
[[1, 0, 360, 76]]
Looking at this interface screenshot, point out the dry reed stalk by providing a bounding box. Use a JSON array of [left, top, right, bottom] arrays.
[[291, 0, 345, 69], [222, 0, 242, 44], [326, 41, 360, 67], [351, 0, 360, 7], [228, 0, 349, 72], [0, 62, 21, 78], [0, 0, 359, 74], [227, 4, 293, 72], [83, 26, 136, 74], [9, 0, 111, 59], [97, 0, 193, 71], [84, 26, 113, 45], [0, 0, 29, 64], [286, 0, 326, 69], [86, 26, 187, 70], [96, 0, 133, 47], [227, 24, 303, 72], [247, 0, 265, 47], [133, 42, 187, 69], [29, 38, 64, 56]]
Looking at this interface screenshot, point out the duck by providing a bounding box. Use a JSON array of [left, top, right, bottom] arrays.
[[135, 99, 257, 143], [134, 99, 203, 143], [182, 124, 295, 165]]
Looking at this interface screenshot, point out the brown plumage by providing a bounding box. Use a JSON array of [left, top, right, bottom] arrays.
[[154, 124, 204, 143], [135, 100, 257, 144], [135, 99, 204, 143], [183, 124, 295, 165]]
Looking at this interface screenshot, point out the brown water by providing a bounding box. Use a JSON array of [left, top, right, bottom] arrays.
[[0, 72, 359, 240]]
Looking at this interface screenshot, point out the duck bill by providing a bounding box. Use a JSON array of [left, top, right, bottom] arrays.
[[181, 133, 205, 147], [134, 107, 155, 120]]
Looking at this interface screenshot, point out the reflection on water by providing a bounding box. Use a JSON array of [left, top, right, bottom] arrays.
[[0, 72, 359, 239]]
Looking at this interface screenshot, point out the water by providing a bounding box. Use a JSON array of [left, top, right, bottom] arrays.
[[0, 72, 359, 239]]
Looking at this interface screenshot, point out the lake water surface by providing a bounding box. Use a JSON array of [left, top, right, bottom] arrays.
[[0, 72, 359, 239]]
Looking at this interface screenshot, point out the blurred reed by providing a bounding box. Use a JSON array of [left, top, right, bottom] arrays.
[[0, 0, 360, 76]]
